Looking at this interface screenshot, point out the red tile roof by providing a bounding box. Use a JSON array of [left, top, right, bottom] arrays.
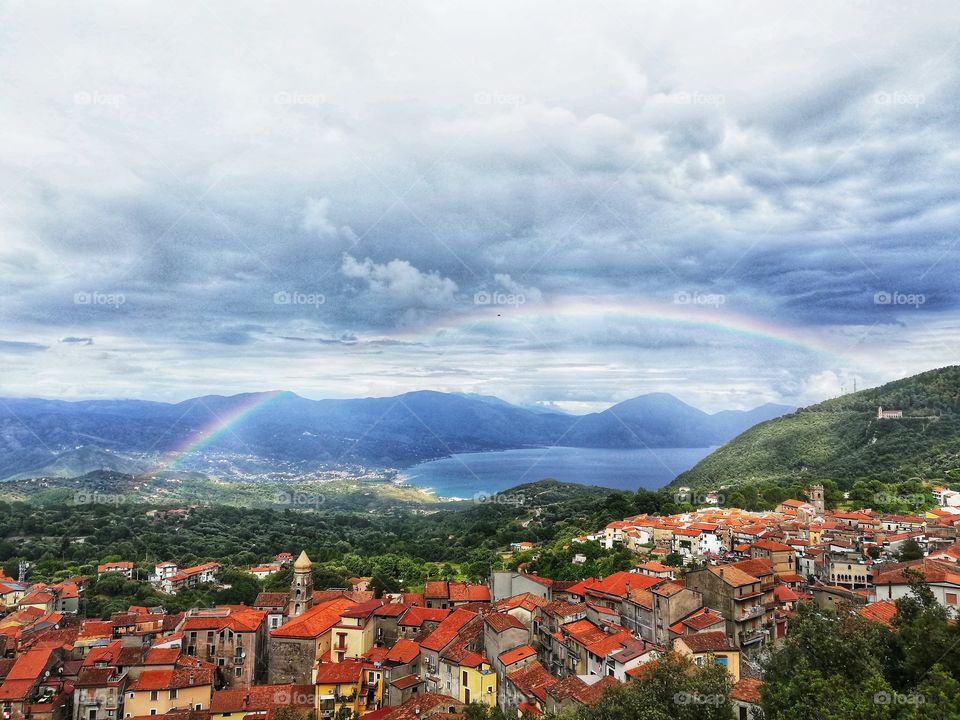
[[730, 677, 763, 704], [420, 609, 478, 652], [385, 639, 421, 665], [677, 631, 737, 654], [484, 613, 526, 633], [314, 660, 366, 684], [506, 661, 558, 702], [210, 684, 314, 712], [859, 600, 897, 627], [270, 598, 356, 639], [498, 644, 536, 666], [129, 668, 214, 692], [397, 606, 449, 627]]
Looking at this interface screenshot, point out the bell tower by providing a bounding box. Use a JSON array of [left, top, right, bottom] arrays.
[[806, 484, 825, 514], [289, 550, 314, 618]]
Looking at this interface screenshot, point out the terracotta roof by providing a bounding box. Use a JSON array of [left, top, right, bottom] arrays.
[[498, 644, 536, 666], [751, 540, 794, 552], [129, 668, 214, 691], [677, 631, 737, 654], [873, 559, 960, 587], [314, 660, 366, 684], [397, 606, 449, 628], [484, 613, 526, 633], [270, 598, 356, 639], [424, 581, 449, 599], [385, 639, 420, 664], [210, 684, 315, 712], [506, 661, 558, 702], [374, 603, 408, 618], [730, 677, 763, 704], [381, 693, 461, 720], [181, 606, 267, 633], [859, 600, 897, 627], [774, 585, 799, 602], [254, 592, 288, 609], [651, 581, 685, 597], [390, 674, 423, 690], [672, 608, 725, 633], [636, 561, 673, 573], [708, 565, 759, 587], [420, 609, 477, 652], [731, 558, 775, 578]]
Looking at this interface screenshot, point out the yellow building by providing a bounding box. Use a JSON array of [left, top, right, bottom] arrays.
[[314, 660, 382, 719], [456, 653, 496, 706], [330, 600, 381, 662], [124, 668, 213, 717], [674, 633, 741, 683]]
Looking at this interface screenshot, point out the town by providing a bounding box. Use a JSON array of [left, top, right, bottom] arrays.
[[0, 482, 958, 720]]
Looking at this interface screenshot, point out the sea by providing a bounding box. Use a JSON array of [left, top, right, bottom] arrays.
[[400, 445, 715, 500]]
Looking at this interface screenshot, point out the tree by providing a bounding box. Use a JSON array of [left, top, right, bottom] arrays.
[[897, 539, 924, 562], [215, 570, 262, 605], [573, 653, 730, 720]]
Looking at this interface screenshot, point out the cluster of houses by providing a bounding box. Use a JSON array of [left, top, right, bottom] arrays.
[[1, 483, 958, 720]]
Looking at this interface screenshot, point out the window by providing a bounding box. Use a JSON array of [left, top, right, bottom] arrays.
[[169, 690, 178, 700], [234, 667, 242, 678], [150, 691, 158, 702], [462, 671, 468, 686], [947, 593, 958, 605], [150, 711, 156, 716], [715, 656, 728, 667]]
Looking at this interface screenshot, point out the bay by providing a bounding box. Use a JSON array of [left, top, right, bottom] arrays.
[[401, 446, 715, 499]]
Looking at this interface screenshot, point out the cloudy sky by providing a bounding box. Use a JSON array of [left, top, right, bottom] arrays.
[[1, 1, 958, 412]]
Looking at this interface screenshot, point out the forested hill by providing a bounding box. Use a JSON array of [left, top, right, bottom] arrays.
[[672, 365, 960, 490]]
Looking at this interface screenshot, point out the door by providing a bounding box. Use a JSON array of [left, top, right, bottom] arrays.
[[464, 688, 470, 704]]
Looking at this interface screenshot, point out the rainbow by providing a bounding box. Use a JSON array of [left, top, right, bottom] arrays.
[[155, 390, 289, 471], [392, 297, 862, 364]]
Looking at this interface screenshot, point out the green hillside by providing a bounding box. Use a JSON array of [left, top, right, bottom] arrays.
[[672, 365, 960, 490]]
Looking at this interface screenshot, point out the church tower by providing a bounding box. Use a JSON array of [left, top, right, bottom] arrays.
[[806, 484, 825, 514], [288, 550, 314, 618]]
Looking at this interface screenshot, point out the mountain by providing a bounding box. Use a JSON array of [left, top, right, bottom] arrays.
[[672, 365, 960, 489], [0, 390, 793, 480]]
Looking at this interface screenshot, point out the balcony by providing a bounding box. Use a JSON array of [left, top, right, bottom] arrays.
[[739, 629, 766, 645], [737, 605, 765, 620]]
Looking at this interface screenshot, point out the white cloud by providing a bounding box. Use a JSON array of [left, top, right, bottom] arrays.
[[301, 196, 337, 237], [341, 254, 458, 309]]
